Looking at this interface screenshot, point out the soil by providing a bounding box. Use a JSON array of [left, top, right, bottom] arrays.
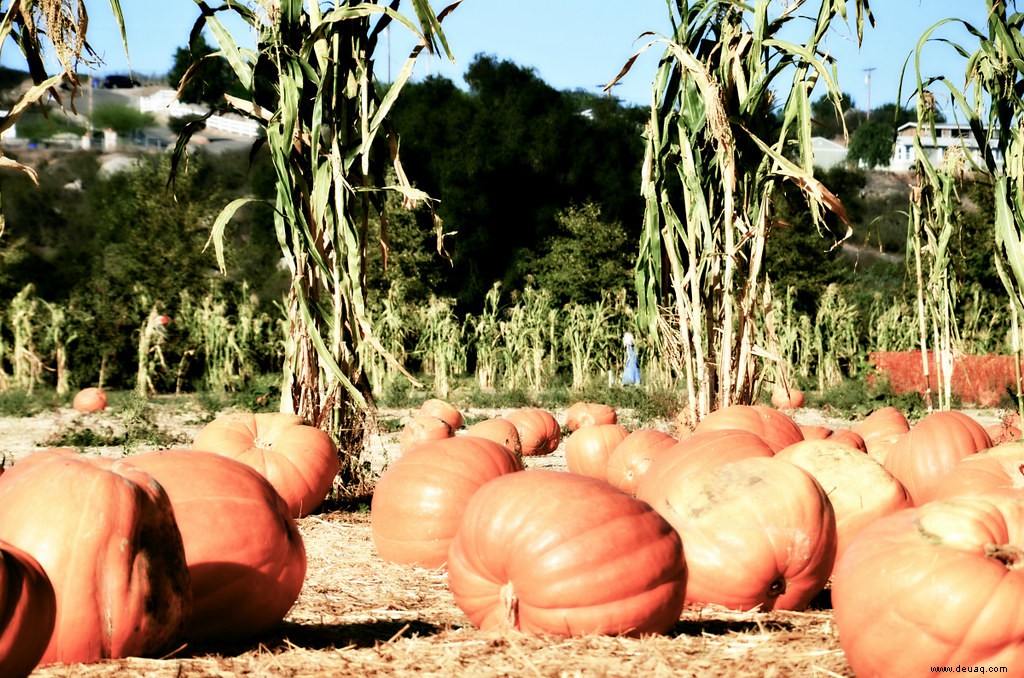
[[0, 400, 1008, 677]]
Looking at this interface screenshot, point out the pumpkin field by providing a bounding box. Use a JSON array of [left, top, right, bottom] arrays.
[[1, 394, 1021, 677]]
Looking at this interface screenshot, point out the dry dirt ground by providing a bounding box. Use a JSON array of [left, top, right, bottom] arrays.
[[0, 401, 1007, 677]]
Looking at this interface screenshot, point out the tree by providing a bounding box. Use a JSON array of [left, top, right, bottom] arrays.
[[847, 119, 896, 169], [811, 91, 855, 140], [167, 33, 239, 106], [90, 103, 154, 136]]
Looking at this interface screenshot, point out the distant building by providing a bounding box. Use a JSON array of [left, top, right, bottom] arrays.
[[889, 122, 1002, 172], [810, 136, 849, 170]]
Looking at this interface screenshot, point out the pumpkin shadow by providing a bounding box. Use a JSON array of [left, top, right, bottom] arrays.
[[669, 617, 796, 637], [181, 619, 445, 656]]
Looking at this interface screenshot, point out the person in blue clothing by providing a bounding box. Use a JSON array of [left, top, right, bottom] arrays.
[[622, 332, 641, 385]]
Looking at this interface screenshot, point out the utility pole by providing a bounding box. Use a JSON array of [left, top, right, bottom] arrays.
[[864, 67, 876, 120]]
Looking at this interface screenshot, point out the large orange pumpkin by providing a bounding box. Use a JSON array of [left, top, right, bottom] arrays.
[[564, 402, 617, 431], [605, 429, 677, 496], [399, 414, 453, 454], [644, 456, 836, 611], [417, 398, 464, 431], [635, 428, 775, 506], [564, 423, 629, 481], [692, 404, 803, 452], [770, 384, 804, 410], [933, 441, 1024, 499], [883, 410, 992, 505], [0, 540, 55, 678], [464, 418, 522, 457], [832, 495, 1024, 675], [504, 407, 561, 456], [192, 412, 339, 517], [852, 406, 910, 450], [447, 470, 686, 637], [129, 449, 306, 643], [71, 386, 107, 413], [774, 439, 912, 559], [0, 455, 190, 664], [371, 436, 523, 568]]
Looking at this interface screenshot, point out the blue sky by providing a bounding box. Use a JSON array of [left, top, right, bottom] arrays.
[[15, 1, 993, 112]]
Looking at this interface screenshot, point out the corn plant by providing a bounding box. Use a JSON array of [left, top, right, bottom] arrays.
[[813, 284, 860, 392], [564, 297, 614, 392], [136, 306, 170, 398], [611, 0, 872, 422], [361, 283, 417, 395], [499, 286, 557, 391], [179, 1, 457, 463], [414, 296, 465, 399], [910, 2, 1024, 416], [8, 285, 44, 393], [41, 300, 76, 396], [469, 282, 503, 391], [867, 292, 917, 353]]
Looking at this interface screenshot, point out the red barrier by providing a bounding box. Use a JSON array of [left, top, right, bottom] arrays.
[[867, 351, 1023, 407]]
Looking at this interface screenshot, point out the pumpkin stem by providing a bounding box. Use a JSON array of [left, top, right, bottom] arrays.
[[499, 581, 520, 630], [986, 543, 1024, 570]]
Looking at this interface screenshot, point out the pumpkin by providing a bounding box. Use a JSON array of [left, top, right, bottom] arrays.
[[644, 456, 836, 611], [883, 410, 992, 505], [852, 406, 910, 448], [933, 441, 1024, 499], [0, 454, 190, 664], [636, 428, 775, 506], [399, 414, 453, 454], [0, 540, 55, 678], [605, 429, 677, 496], [504, 407, 561, 456], [564, 402, 617, 431], [770, 384, 804, 410], [799, 425, 832, 440], [447, 469, 686, 637], [774, 439, 912, 559], [826, 428, 866, 451], [692, 404, 803, 452], [832, 495, 1024, 675], [129, 449, 306, 643], [464, 418, 522, 457], [564, 423, 629, 481], [986, 414, 1023, 444], [71, 386, 107, 413], [371, 436, 523, 568], [192, 411, 339, 518], [417, 398, 464, 431]]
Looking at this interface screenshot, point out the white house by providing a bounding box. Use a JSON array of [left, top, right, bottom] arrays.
[[810, 136, 849, 170], [889, 122, 1001, 172]]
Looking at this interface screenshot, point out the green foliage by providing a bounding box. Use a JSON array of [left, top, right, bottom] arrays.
[[167, 33, 241, 105], [15, 110, 86, 142], [0, 389, 60, 416], [533, 203, 635, 305], [811, 91, 855, 140], [816, 375, 927, 421], [847, 120, 896, 169], [89, 103, 155, 136]]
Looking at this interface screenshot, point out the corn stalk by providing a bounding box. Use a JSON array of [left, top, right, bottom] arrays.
[[469, 282, 503, 391], [564, 297, 613, 392], [180, 1, 457, 463], [611, 0, 870, 422], [8, 284, 43, 393], [910, 2, 1024, 418], [414, 296, 465, 399], [812, 284, 860, 392]]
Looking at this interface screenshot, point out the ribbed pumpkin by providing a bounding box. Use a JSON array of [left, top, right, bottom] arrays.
[[565, 423, 629, 481], [464, 418, 522, 457], [774, 439, 912, 559], [564, 402, 617, 431], [417, 398, 464, 431], [826, 428, 866, 451], [0, 540, 55, 678], [852, 406, 910, 451], [692, 404, 803, 452], [644, 456, 836, 611], [371, 436, 523, 568], [0, 454, 190, 664], [635, 428, 775, 506], [129, 449, 306, 643], [447, 470, 686, 637], [399, 414, 453, 454], [504, 407, 561, 456], [605, 429, 677, 496], [883, 410, 992, 505], [833, 495, 1024, 675], [71, 386, 107, 413], [933, 441, 1024, 499], [770, 385, 804, 410], [192, 411, 338, 518], [799, 425, 832, 441]]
